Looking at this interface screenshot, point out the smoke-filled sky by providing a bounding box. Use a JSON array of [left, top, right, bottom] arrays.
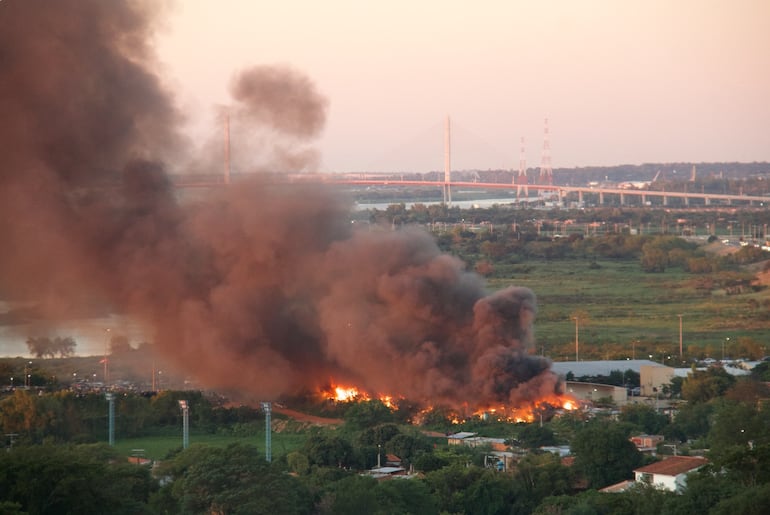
[[158, 0, 770, 172], [0, 0, 560, 408]]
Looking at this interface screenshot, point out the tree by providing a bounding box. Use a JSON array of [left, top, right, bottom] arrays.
[[709, 483, 770, 515], [385, 432, 432, 464], [163, 443, 312, 515], [343, 400, 394, 430], [425, 463, 487, 514], [512, 452, 572, 514], [375, 477, 439, 515], [571, 421, 643, 489], [319, 475, 379, 515], [0, 444, 156, 514], [640, 243, 667, 272], [462, 471, 516, 515], [724, 378, 770, 404], [517, 424, 557, 448], [619, 404, 669, 434], [51, 336, 76, 357], [303, 431, 355, 468], [25, 336, 76, 358], [26, 337, 54, 358], [708, 400, 770, 460], [109, 334, 133, 354], [681, 367, 736, 403], [671, 401, 713, 440], [413, 453, 449, 473]]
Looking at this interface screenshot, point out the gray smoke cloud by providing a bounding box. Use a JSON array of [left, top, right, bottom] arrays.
[[0, 0, 561, 410]]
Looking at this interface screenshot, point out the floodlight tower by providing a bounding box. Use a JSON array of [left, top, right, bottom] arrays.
[[105, 393, 115, 446], [178, 400, 189, 449], [261, 402, 272, 462]]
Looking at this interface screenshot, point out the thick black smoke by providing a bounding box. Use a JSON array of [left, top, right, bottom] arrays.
[[0, 1, 560, 409]]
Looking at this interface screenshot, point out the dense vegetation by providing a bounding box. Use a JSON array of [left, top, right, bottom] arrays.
[[2, 367, 770, 513]]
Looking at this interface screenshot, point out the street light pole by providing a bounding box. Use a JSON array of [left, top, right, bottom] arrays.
[[678, 314, 683, 360]]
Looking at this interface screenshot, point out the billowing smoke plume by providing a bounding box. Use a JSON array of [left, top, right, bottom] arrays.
[[0, 1, 560, 409]]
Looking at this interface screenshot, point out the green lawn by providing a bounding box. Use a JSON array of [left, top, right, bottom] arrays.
[[113, 431, 307, 461]]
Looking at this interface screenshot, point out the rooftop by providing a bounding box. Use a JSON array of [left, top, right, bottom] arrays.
[[551, 360, 661, 377], [634, 456, 708, 476]]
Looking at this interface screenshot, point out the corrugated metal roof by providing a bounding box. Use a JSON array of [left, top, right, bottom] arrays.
[[447, 431, 477, 439], [551, 360, 662, 377]]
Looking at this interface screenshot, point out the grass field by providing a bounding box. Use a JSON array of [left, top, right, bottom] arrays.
[[488, 257, 770, 362], [113, 430, 307, 461]]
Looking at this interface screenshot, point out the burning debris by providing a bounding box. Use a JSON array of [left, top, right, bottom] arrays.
[[0, 1, 567, 414]]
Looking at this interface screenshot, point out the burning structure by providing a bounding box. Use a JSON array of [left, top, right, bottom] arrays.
[[0, 1, 568, 416]]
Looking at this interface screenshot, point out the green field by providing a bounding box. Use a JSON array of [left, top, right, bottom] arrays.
[[113, 430, 307, 461], [488, 258, 770, 362]]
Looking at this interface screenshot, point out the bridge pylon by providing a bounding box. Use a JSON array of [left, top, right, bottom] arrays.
[[517, 136, 528, 199], [443, 115, 452, 204], [539, 118, 553, 186]]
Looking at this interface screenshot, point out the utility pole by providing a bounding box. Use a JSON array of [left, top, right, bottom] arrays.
[[678, 314, 683, 360]]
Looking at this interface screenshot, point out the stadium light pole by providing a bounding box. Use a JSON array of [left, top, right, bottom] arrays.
[[178, 400, 189, 449], [105, 393, 115, 446], [261, 402, 272, 463]]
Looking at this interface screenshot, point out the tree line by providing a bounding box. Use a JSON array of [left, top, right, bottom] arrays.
[[2, 365, 770, 513]]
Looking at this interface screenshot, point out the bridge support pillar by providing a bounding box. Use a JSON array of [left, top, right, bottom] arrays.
[[663, 195, 668, 206], [684, 196, 689, 206], [599, 192, 604, 205], [641, 194, 647, 205], [705, 197, 710, 206], [620, 193, 625, 205], [578, 191, 583, 204]]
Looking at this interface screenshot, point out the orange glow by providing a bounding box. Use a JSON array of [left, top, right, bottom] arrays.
[[333, 385, 361, 402], [321, 382, 400, 408], [320, 381, 578, 423]]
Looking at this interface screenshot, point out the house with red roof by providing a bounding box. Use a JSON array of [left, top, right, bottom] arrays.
[[633, 456, 708, 492]]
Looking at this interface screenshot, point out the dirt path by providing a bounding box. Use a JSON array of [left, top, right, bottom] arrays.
[[273, 406, 343, 426]]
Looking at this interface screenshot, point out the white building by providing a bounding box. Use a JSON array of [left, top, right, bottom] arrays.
[[633, 456, 708, 492]]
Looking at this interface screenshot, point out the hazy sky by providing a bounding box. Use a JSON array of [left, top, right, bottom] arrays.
[[157, 0, 770, 173]]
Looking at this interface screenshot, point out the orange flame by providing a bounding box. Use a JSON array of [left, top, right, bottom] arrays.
[[320, 381, 578, 423], [321, 382, 398, 408]]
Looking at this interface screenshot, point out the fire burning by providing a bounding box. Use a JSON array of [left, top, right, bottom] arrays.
[[1, 1, 566, 414], [321, 381, 577, 425], [320, 383, 398, 408]]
